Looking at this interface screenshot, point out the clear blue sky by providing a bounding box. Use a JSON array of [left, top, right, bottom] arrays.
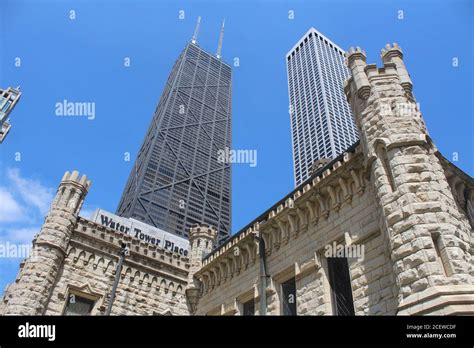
[[0, 0, 472, 292]]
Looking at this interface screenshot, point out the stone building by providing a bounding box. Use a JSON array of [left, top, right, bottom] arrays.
[[1, 44, 473, 316]]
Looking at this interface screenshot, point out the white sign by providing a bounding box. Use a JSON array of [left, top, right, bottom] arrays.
[[91, 209, 189, 256]]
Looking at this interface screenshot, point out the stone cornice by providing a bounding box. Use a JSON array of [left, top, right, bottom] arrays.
[[194, 145, 367, 294], [259, 150, 366, 253], [67, 237, 188, 284], [195, 229, 258, 293]]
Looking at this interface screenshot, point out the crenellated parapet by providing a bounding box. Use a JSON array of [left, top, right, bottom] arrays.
[[380, 43, 413, 94], [344, 44, 430, 169], [344, 43, 413, 102], [345, 47, 371, 100]]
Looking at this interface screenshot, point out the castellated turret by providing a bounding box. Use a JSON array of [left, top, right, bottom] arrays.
[[344, 44, 473, 314], [185, 224, 217, 314], [380, 43, 413, 94], [3, 171, 91, 315]]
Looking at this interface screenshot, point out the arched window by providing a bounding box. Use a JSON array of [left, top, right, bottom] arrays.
[[376, 144, 396, 192]]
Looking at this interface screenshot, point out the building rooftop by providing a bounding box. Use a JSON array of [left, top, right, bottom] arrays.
[[204, 140, 361, 261], [286, 27, 346, 58]]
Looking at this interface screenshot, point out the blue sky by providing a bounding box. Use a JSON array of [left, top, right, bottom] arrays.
[[0, 0, 472, 292]]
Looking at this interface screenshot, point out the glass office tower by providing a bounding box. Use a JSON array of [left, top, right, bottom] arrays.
[[286, 28, 359, 187], [117, 23, 231, 244]]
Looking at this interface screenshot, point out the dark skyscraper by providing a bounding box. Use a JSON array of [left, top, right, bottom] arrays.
[[117, 19, 231, 244]]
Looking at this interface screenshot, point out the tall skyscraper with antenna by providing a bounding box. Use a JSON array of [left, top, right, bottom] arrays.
[[117, 18, 232, 244]]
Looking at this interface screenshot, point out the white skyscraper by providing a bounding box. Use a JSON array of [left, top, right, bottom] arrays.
[[286, 28, 359, 186]]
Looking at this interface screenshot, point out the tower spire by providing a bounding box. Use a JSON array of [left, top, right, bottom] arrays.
[[216, 19, 225, 59], [191, 16, 201, 44]]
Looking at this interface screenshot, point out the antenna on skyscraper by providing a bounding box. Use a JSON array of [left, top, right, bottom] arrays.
[[191, 16, 201, 44], [216, 19, 225, 59]]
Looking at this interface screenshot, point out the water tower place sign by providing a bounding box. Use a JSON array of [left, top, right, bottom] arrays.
[[91, 209, 189, 256]]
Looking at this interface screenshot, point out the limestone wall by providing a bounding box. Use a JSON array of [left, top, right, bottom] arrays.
[[44, 218, 191, 315], [195, 150, 398, 315]]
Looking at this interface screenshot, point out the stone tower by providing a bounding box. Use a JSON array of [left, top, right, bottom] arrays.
[[185, 224, 217, 314], [3, 171, 91, 315], [344, 44, 473, 314]]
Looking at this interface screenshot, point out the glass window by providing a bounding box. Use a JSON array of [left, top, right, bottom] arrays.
[[281, 277, 297, 315], [1, 100, 11, 112], [327, 257, 355, 316], [64, 294, 95, 316], [242, 299, 255, 316]]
